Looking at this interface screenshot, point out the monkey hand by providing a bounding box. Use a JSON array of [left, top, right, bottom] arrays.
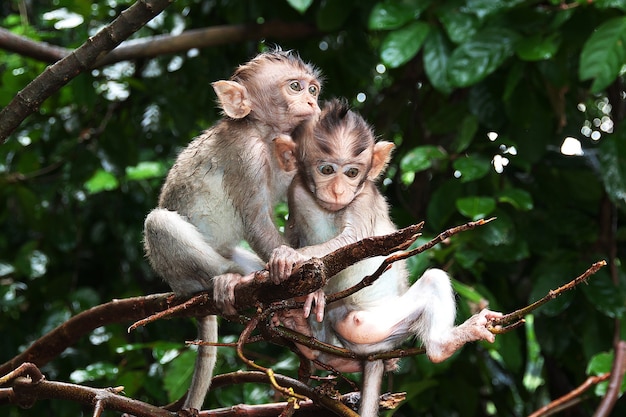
[[213, 272, 254, 315], [303, 289, 326, 322], [465, 309, 503, 344], [268, 245, 310, 284]]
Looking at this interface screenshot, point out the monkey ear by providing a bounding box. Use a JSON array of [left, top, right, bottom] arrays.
[[369, 141, 395, 180], [274, 135, 298, 172], [212, 80, 252, 119]]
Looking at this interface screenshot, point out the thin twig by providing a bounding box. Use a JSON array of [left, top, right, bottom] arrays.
[[489, 260, 607, 331], [328, 218, 494, 304]]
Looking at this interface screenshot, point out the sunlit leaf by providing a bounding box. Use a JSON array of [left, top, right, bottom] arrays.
[[286, 0, 313, 14], [456, 196, 496, 220], [400, 145, 447, 180], [126, 161, 167, 180], [523, 315, 545, 392], [579, 16, 626, 93], [70, 362, 118, 383], [85, 169, 119, 194], [368, 0, 430, 30], [448, 28, 519, 87], [380, 21, 430, 68]]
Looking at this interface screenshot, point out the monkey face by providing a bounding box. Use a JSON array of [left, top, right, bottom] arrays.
[[281, 76, 321, 121], [308, 161, 367, 211]]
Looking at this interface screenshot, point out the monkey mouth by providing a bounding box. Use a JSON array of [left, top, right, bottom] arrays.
[[317, 199, 347, 212]]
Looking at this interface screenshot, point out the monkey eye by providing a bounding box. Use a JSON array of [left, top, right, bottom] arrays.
[[345, 167, 359, 178], [308, 85, 319, 96], [318, 164, 335, 175], [289, 81, 303, 92]]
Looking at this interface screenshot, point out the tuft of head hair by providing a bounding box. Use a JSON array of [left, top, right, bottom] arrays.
[[231, 48, 322, 85], [314, 98, 375, 157]]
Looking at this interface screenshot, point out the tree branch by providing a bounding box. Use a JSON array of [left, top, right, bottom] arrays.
[[0, 0, 175, 143], [0, 21, 319, 67]]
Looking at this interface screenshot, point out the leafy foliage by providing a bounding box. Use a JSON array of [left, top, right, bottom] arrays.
[[1, 0, 626, 416]]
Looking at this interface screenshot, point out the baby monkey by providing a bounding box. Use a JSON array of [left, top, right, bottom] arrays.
[[269, 99, 501, 417], [144, 49, 321, 411]]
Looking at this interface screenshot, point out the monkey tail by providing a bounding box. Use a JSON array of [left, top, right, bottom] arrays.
[[183, 315, 218, 410], [359, 359, 385, 417]]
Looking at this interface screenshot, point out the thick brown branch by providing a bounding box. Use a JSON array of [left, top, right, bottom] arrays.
[[1, 363, 171, 417], [0, 294, 172, 376], [0, 0, 175, 143], [3, 224, 422, 377], [0, 28, 68, 62]]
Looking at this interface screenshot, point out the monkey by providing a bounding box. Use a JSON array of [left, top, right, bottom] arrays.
[[143, 49, 322, 411], [268, 99, 501, 417]]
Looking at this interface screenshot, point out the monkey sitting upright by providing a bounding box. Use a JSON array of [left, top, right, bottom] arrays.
[[269, 99, 501, 417], [143, 49, 322, 411]]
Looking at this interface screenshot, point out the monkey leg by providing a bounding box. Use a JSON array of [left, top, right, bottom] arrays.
[[332, 269, 457, 351], [183, 315, 218, 411], [144, 208, 249, 295]]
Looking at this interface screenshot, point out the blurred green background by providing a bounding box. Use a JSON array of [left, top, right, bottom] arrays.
[[1, 0, 625, 415]]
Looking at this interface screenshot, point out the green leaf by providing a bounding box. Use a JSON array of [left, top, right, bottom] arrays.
[[530, 268, 574, 316], [400, 145, 447, 184], [595, 0, 626, 11], [597, 129, 626, 212], [579, 16, 626, 93], [522, 315, 545, 392], [368, 0, 430, 30], [85, 169, 119, 194], [497, 188, 534, 211], [452, 279, 485, 303], [465, 0, 526, 19], [125, 161, 167, 181], [426, 180, 463, 229], [316, 0, 354, 31], [438, 7, 479, 44], [456, 196, 496, 220], [423, 29, 453, 94], [452, 155, 491, 182], [448, 28, 519, 87], [380, 21, 430, 68], [286, 0, 313, 14], [581, 269, 626, 319], [516, 34, 560, 61], [452, 114, 479, 153], [164, 349, 195, 402], [70, 362, 118, 383], [587, 351, 626, 396]]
